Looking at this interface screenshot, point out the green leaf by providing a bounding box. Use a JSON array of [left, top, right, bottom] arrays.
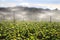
[[0, 34, 1, 36]]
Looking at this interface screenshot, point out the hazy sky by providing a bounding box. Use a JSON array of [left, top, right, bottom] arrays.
[[0, 0, 60, 9]]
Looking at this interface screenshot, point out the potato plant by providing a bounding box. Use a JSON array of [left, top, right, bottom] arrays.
[[0, 21, 60, 40]]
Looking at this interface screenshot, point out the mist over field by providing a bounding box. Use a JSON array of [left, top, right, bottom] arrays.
[[0, 6, 60, 22]]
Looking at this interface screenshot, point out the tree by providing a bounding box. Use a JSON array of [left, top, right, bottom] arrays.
[[54, 8, 58, 11]]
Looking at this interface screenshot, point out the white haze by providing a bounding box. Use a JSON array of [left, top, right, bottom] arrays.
[[0, 7, 60, 22]]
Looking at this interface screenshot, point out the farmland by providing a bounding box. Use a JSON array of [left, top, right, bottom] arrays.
[[0, 21, 60, 40], [0, 0, 60, 40]]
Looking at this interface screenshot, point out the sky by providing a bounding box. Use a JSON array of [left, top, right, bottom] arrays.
[[0, 0, 60, 9]]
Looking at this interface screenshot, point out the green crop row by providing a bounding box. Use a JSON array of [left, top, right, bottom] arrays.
[[0, 21, 60, 40]]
